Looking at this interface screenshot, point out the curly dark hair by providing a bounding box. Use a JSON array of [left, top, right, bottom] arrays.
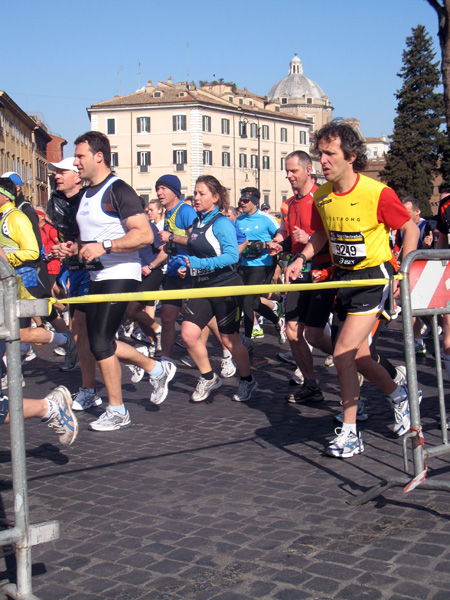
[[314, 119, 367, 173]]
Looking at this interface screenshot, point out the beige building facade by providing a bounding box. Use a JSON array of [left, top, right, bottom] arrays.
[[0, 91, 35, 202], [87, 57, 332, 211]]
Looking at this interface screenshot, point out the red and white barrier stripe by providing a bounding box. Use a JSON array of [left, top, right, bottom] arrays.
[[409, 260, 450, 310]]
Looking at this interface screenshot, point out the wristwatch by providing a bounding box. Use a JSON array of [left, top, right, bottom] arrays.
[[102, 240, 113, 254], [295, 253, 307, 263], [168, 234, 174, 242], [148, 264, 154, 271]]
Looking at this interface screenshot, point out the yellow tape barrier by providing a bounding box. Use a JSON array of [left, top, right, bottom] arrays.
[[44, 274, 402, 311]]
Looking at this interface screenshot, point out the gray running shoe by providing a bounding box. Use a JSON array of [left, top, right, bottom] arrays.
[[232, 376, 259, 402], [180, 355, 195, 368], [286, 383, 324, 404], [60, 332, 78, 372], [72, 388, 102, 411], [276, 350, 296, 366], [89, 406, 131, 431], [42, 386, 78, 446], [334, 399, 368, 423], [150, 360, 176, 404], [191, 373, 222, 402]]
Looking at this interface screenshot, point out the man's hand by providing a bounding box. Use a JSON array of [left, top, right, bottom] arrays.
[[268, 240, 283, 256], [422, 233, 433, 249], [79, 242, 105, 264], [51, 241, 77, 259], [285, 257, 304, 283], [292, 226, 309, 244], [158, 230, 171, 243]]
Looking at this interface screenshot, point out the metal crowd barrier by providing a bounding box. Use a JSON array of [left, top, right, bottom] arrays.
[[0, 260, 59, 600], [351, 249, 450, 506]]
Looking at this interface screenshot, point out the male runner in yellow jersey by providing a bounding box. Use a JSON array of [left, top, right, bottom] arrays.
[[286, 120, 419, 458]]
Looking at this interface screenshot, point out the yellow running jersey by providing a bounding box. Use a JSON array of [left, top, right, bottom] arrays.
[[314, 174, 407, 270]]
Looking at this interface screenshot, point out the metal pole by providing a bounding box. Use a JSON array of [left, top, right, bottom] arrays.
[[0, 261, 36, 598]]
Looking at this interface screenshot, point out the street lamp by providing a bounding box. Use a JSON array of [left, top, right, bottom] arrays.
[[239, 117, 261, 194]]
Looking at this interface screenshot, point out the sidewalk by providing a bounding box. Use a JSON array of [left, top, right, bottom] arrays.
[[0, 319, 449, 600]]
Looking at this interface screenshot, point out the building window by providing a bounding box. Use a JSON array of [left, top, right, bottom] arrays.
[[239, 98, 243, 105], [307, 97, 312, 104], [107, 118, 116, 135], [111, 152, 119, 168], [137, 151, 151, 172], [229, 96, 233, 102], [222, 152, 230, 167], [282, 194, 287, 203], [281, 98, 288, 105], [262, 156, 270, 170], [299, 130, 307, 145], [154, 92, 161, 98], [251, 154, 258, 169], [262, 125, 269, 140], [239, 153, 247, 168], [281, 157, 286, 171], [137, 116, 150, 133], [263, 194, 270, 205], [221, 118, 230, 135], [280, 127, 287, 142], [173, 149, 187, 171], [203, 150, 212, 166], [140, 194, 149, 204], [249, 101, 253, 106], [373, 148, 378, 157], [173, 115, 187, 131], [250, 123, 258, 139], [202, 115, 211, 132]]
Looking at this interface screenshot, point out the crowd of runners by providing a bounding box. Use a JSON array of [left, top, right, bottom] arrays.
[[1, 119, 449, 459]]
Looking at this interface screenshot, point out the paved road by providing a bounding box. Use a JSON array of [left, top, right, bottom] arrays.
[[0, 318, 449, 600]]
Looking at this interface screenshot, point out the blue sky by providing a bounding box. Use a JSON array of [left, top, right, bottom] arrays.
[[1, 0, 441, 153]]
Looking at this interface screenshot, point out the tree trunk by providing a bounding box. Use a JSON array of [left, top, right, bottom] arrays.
[[427, 1, 450, 134]]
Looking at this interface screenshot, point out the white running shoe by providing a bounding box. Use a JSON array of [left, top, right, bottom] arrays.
[[191, 373, 222, 402], [289, 367, 304, 386], [150, 361, 176, 404], [276, 317, 287, 344], [126, 345, 149, 383], [89, 406, 131, 431], [394, 365, 407, 386], [72, 388, 102, 411], [220, 356, 236, 378], [42, 386, 78, 446], [326, 428, 364, 458]]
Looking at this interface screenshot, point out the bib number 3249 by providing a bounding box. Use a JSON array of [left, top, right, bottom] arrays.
[[330, 230, 366, 267]]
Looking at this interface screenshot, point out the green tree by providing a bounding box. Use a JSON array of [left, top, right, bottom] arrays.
[[381, 25, 444, 214]]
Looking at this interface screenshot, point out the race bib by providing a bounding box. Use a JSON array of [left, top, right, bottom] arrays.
[[330, 231, 366, 267]]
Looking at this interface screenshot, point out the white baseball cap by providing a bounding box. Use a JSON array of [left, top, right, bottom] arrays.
[[47, 157, 78, 173]]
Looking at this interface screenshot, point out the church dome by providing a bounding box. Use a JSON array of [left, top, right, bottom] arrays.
[[267, 54, 327, 102]]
